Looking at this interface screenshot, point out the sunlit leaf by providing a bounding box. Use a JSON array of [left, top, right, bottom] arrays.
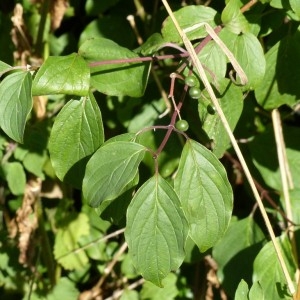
[[49, 92, 104, 188], [79, 38, 150, 97], [140, 273, 179, 299], [0, 61, 11, 73], [83, 141, 146, 207], [32, 53, 90, 96], [198, 78, 243, 158], [234, 279, 249, 300], [0, 71, 32, 143], [219, 28, 266, 89], [47, 277, 79, 300], [1, 162, 26, 196], [174, 139, 233, 252], [253, 234, 296, 299], [249, 281, 265, 300], [221, 0, 250, 34], [54, 213, 90, 270], [162, 5, 219, 43], [125, 175, 188, 286]]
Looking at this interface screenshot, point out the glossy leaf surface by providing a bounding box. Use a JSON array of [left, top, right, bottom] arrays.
[[162, 5, 219, 43], [83, 141, 146, 207], [125, 175, 188, 287], [0, 71, 32, 143], [79, 38, 150, 97], [253, 235, 296, 299], [219, 29, 266, 89], [49, 92, 104, 188], [32, 53, 90, 96], [174, 139, 233, 252]]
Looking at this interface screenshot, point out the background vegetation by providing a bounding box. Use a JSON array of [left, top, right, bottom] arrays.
[[0, 0, 300, 299]]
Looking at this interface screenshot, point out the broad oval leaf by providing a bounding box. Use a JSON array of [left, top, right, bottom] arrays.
[[49, 92, 104, 188], [0, 71, 32, 143], [221, 0, 250, 34], [253, 235, 296, 299], [174, 140, 233, 252], [83, 141, 146, 207], [219, 29, 266, 89], [125, 175, 188, 287], [32, 53, 90, 96], [162, 5, 219, 43], [79, 38, 150, 97]]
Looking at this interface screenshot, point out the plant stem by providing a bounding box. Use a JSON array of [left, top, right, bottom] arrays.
[[35, 0, 51, 57], [89, 52, 189, 67], [161, 0, 296, 296], [272, 109, 298, 279]]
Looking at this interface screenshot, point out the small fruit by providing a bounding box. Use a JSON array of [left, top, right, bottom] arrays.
[[188, 86, 201, 99], [184, 75, 197, 87], [175, 119, 189, 132]]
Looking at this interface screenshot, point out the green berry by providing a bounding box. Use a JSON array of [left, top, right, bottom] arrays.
[[175, 119, 189, 132], [184, 75, 197, 87], [189, 86, 201, 99]]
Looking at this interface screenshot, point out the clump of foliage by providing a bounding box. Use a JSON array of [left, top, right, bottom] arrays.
[[0, 0, 300, 299]]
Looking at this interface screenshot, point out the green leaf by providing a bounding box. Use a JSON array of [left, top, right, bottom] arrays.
[[249, 281, 265, 300], [219, 29, 266, 89], [54, 212, 90, 270], [32, 53, 90, 96], [23, 152, 47, 179], [125, 175, 188, 287], [138, 33, 166, 56], [85, 0, 120, 14], [255, 30, 300, 109], [248, 125, 300, 191], [79, 38, 150, 97], [2, 162, 26, 195], [79, 16, 135, 49], [174, 140, 233, 252], [0, 60, 11, 73], [83, 141, 146, 207], [290, 0, 300, 18], [213, 217, 265, 297], [120, 290, 139, 300], [161, 5, 219, 43], [49, 92, 104, 188], [47, 277, 79, 300], [221, 0, 250, 34], [253, 235, 296, 299], [96, 174, 139, 225], [197, 40, 227, 82], [234, 279, 249, 300], [198, 78, 244, 158], [0, 71, 32, 143], [140, 273, 179, 299]]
